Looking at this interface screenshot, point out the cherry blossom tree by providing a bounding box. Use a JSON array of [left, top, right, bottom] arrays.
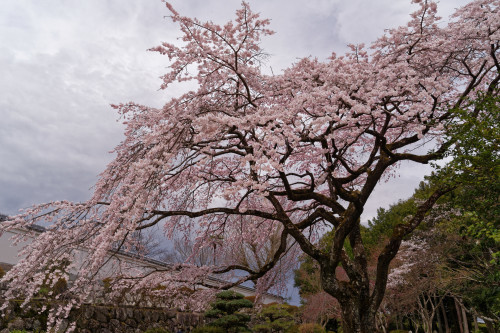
[[302, 291, 341, 329], [1, 0, 499, 331], [387, 237, 445, 333]]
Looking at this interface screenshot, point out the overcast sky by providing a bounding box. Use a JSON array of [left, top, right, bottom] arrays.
[[0, 0, 470, 220]]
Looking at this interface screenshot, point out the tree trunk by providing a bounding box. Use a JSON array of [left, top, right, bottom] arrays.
[[376, 311, 387, 333], [440, 300, 450, 333], [436, 304, 444, 333], [455, 298, 464, 333], [461, 304, 469, 333], [410, 317, 420, 333], [472, 310, 478, 333], [339, 300, 377, 333], [417, 294, 433, 333]]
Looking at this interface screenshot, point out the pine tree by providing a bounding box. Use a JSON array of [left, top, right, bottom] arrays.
[[202, 290, 253, 333]]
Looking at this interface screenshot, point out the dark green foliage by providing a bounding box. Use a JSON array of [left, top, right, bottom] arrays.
[[252, 304, 298, 333], [432, 93, 499, 231], [200, 290, 253, 333], [432, 94, 500, 320], [365, 198, 417, 246], [293, 256, 321, 299], [208, 299, 253, 317], [210, 313, 251, 330], [365, 180, 438, 244]]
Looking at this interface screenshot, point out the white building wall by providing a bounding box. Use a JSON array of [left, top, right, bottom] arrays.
[[0, 228, 35, 267]]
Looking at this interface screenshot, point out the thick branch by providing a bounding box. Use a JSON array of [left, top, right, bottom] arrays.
[[370, 185, 455, 310]]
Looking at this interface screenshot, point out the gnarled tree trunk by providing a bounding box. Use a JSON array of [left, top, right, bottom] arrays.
[[339, 298, 377, 333]]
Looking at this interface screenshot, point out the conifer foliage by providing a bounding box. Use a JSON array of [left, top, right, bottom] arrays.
[[200, 290, 253, 333]]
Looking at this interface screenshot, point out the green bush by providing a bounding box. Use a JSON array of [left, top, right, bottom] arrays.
[[252, 304, 298, 333], [37, 286, 50, 297], [199, 290, 253, 333]]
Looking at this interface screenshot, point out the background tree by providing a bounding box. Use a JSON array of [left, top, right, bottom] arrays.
[[432, 93, 500, 332], [0, 1, 498, 332], [369, 92, 500, 331]]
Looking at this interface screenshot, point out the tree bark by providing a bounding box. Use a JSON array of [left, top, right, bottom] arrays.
[[461, 304, 469, 333], [417, 293, 436, 333], [472, 310, 479, 333], [440, 300, 450, 333], [376, 312, 387, 333], [474, 315, 479, 332], [410, 317, 420, 333], [339, 299, 377, 333], [436, 303, 444, 333], [455, 298, 464, 333]]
